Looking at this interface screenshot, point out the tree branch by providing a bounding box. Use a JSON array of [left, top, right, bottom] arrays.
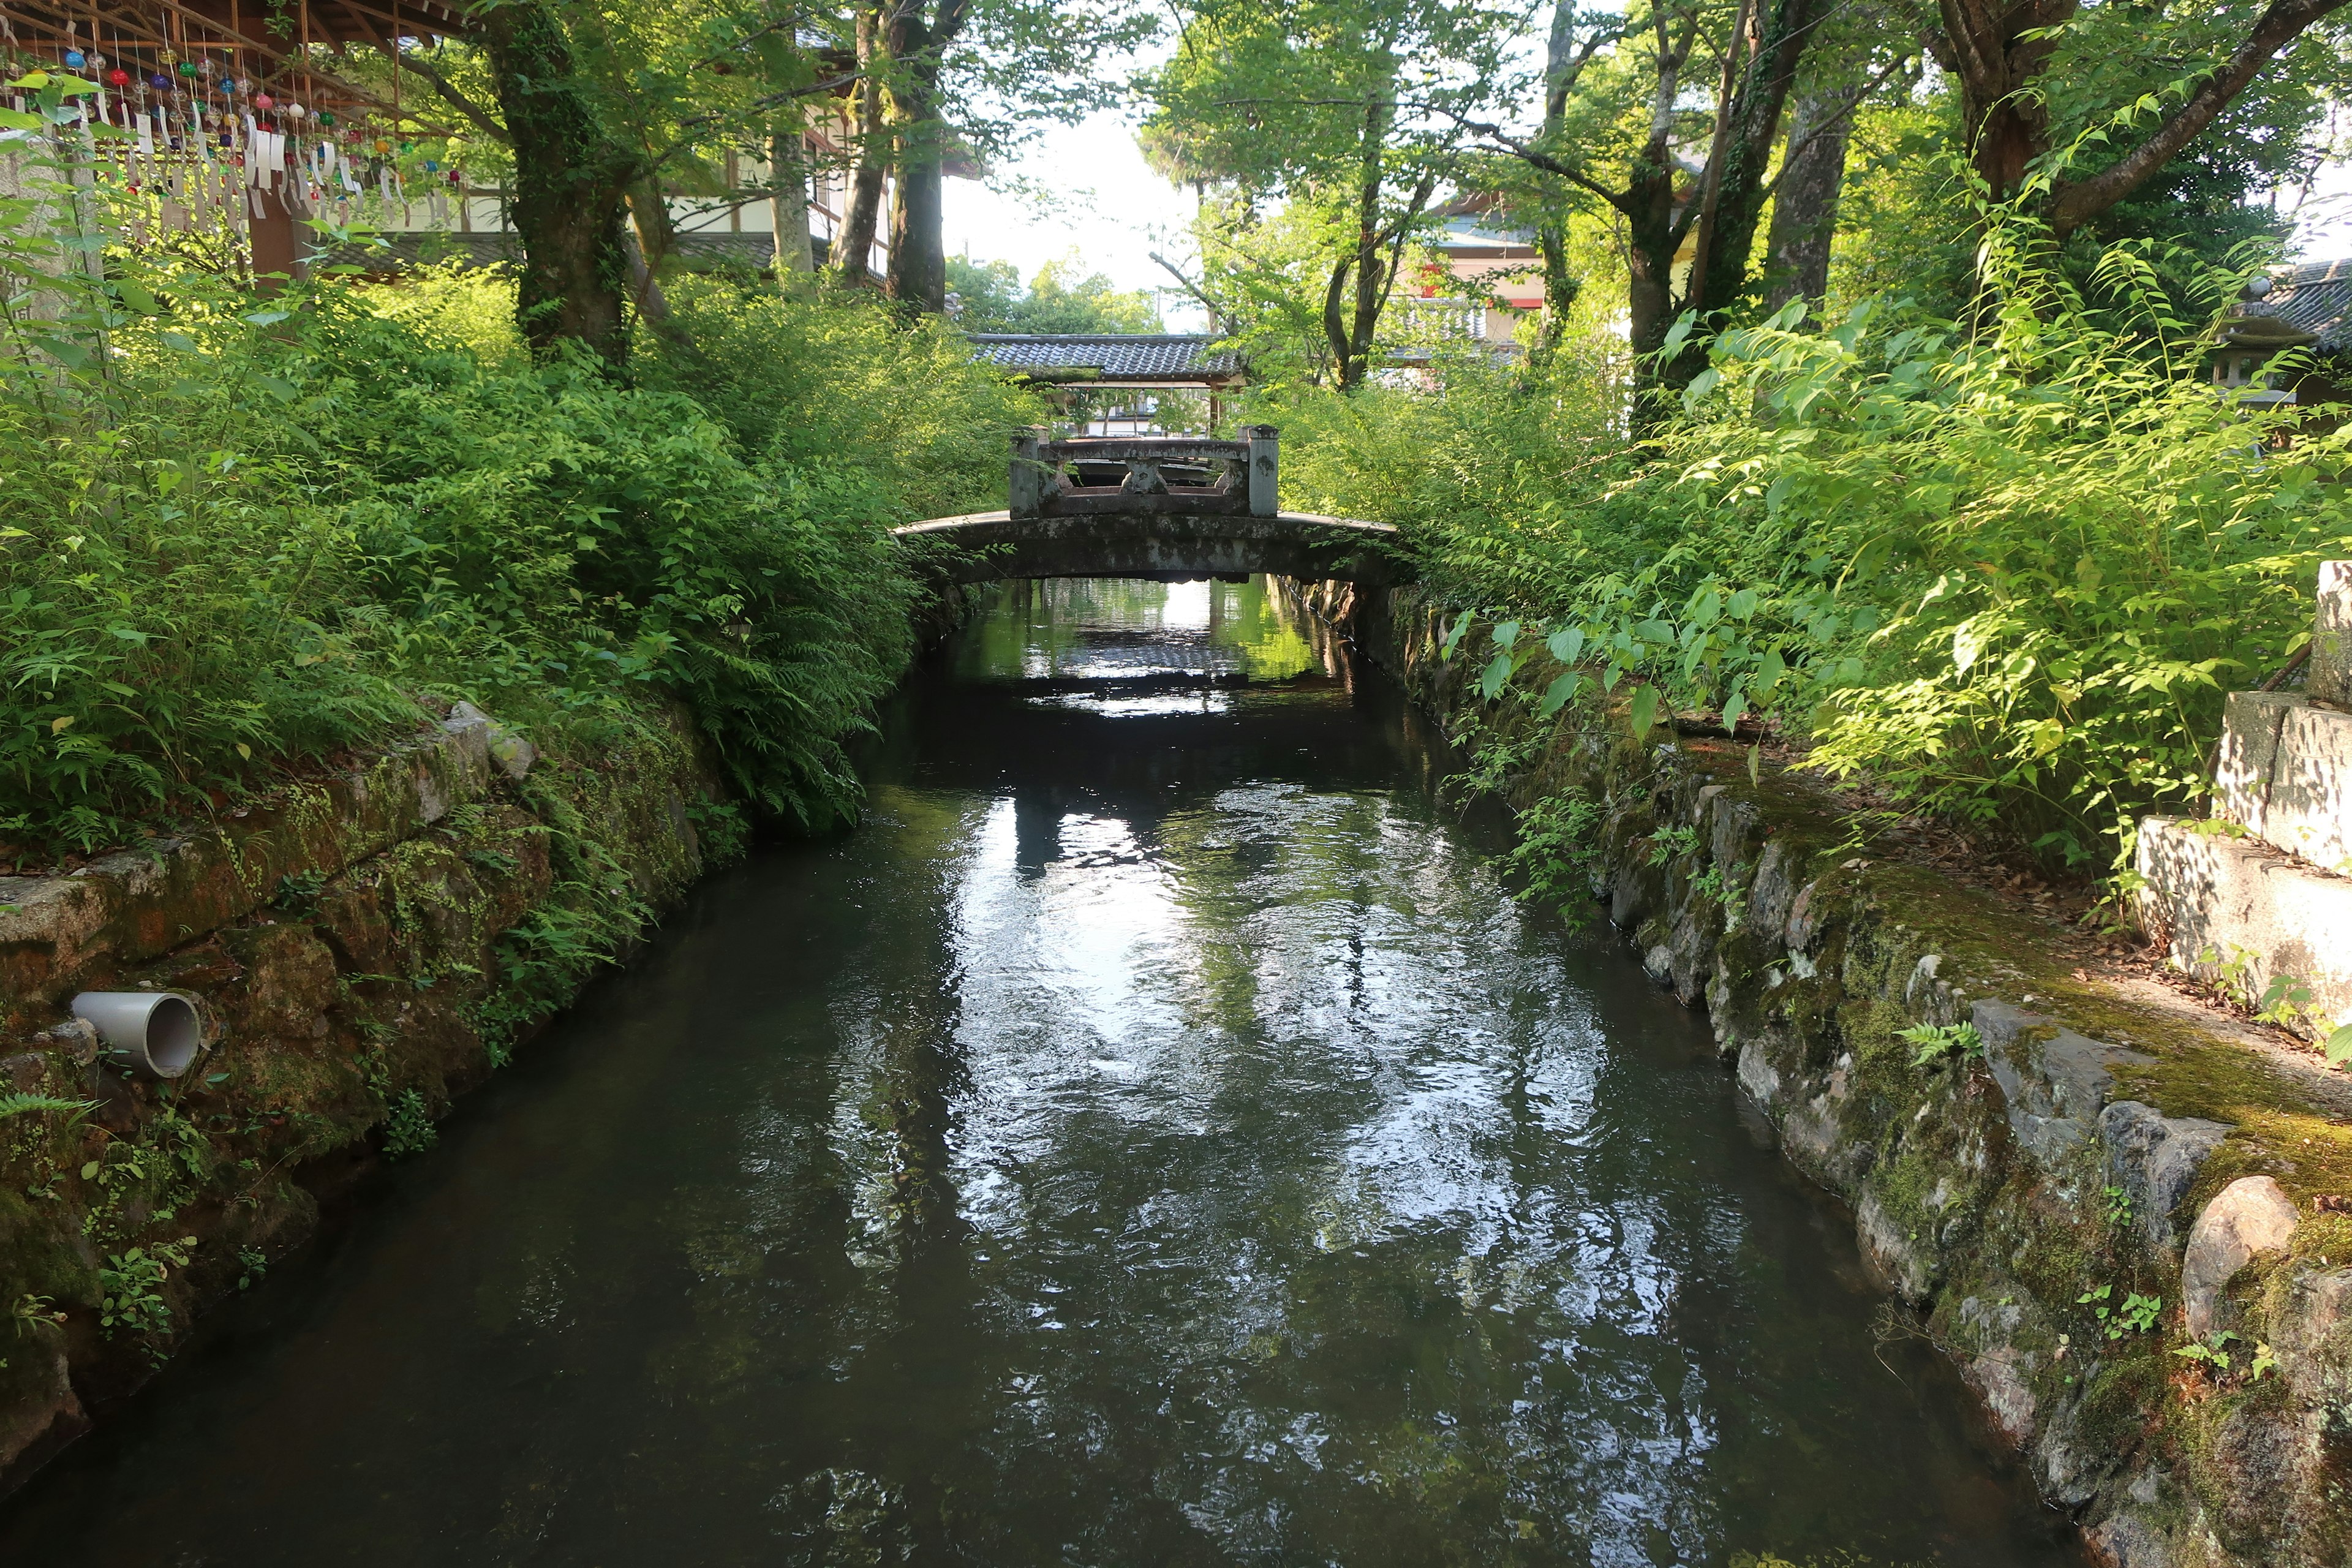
[[2048, 0, 2352, 234], [388, 42, 512, 145]]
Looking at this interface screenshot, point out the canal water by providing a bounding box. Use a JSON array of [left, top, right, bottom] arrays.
[[0, 580, 2078, 1566]]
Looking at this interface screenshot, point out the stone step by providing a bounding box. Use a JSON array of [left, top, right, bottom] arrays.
[[2136, 815, 2352, 1040], [2214, 690, 2352, 874]]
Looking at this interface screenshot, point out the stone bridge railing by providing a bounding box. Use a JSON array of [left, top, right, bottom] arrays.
[[1009, 427, 1279, 520]]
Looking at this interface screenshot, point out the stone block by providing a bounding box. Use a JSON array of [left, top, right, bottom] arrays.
[[2214, 690, 2352, 871], [1975, 1000, 2154, 1171], [2099, 1101, 2231, 1256], [2182, 1175, 2301, 1339], [2315, 559, 2350, 706], [2136, 816, 2352, 1040]]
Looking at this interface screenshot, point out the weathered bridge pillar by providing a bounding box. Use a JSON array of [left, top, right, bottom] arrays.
[[1244, 425, 1279, 518]]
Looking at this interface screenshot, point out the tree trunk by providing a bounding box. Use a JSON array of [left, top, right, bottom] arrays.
[[1934, 0, 2071, 204], [1686, 0, 1823, 321], [1335, 94, 1389, 391], [884, 56, 948, 312], [1762, 88, 1856, 317], [477, 0, 633, 365], [622, 190, 674, 329], [769, 127, 816, 280], [881, 0, 968, 314], [835, 4, 888, 285]]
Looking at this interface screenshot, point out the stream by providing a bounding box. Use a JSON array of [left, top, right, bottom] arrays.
[[0, 578, 2079, 1566]]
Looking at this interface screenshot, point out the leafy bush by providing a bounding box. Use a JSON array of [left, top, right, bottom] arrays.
[[0, 165, 1037, 856], [1272, 227, 2352, 871]]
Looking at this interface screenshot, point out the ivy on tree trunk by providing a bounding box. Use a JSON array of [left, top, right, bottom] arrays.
[[475, 0, 633, 366]]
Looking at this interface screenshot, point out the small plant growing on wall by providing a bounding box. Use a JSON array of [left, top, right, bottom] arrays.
[[1509, 795, 1604, 918], [2079, 1284, 2163, 1339], [99, 1238, 198, 1359], [383, 1090, 438, 1158], [1647, 825, 1700, 865], [1896, 1021, 1984, 1069]]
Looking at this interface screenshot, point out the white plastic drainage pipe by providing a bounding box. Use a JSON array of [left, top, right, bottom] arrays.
[[70, 992, 203, 1079]]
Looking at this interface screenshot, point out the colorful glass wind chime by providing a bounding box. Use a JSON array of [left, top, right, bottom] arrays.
[[2, 15, 467, 246]]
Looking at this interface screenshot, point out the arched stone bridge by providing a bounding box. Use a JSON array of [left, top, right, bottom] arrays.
[[891, 428, 1406, 586]]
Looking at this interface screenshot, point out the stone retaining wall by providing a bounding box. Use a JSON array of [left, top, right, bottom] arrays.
[[0, 700, 729, 1489], [1302, 578, 2352, 1568]]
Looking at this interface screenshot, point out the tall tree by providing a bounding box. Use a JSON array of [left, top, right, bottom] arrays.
[[1142, 0, 1518, 389], [473, 0, 635, 364], [1760, 89, 1857, 315], [882, 0, 973, 311], [834, 2, 891, 283], [1464, 0, 1825, 415], [1529, 6, 1620, 357], [770, 126, 818, 277]]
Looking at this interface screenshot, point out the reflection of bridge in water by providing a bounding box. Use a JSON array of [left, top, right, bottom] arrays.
[[892, 428, 1406, 585]]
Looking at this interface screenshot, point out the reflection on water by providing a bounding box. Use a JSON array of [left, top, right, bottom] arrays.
[[0, 578, 2078, 1567]]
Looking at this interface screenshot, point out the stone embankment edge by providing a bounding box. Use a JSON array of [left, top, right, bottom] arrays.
[[0, 699, 731, 1492], [1286, 576, 2352, 1568]]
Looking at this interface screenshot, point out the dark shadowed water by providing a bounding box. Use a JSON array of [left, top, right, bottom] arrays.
[[0, 579, 2080, 1567]]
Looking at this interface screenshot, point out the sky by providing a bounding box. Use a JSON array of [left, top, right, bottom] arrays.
[[940, 108, 1208, 330], [940, 91, 2352, 328]]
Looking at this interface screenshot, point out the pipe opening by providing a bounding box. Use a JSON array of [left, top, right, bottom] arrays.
[[70, 991, 205, 1079], [143, 997, 200, 1077]]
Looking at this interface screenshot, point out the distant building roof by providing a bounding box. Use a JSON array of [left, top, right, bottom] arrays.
[[2230, 259, 2352, 351], [965, 334, 1245, 383]]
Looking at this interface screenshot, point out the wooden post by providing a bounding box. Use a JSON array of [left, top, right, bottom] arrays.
[[249, 189, 303, 292], [1009, 427, 1046, 518], [1244, 424, 1279, 516]]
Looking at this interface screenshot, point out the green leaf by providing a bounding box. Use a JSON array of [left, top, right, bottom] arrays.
[[2326, 1022, 2352, 1068], [1628, 685, 1659, 737], [1547, 627, 1585, 667], [1477, 652, 1513, 701], [241, 309, 293, 328], [80, 1161, 99, 1180], [1539, 671, 1582, 717]]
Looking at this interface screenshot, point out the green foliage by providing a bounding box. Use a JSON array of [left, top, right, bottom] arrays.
[[1646, 825, 1700, 865], [2079, 1283, 2163, 1339], [0, 1095, 93, 1126], [1507, 793, 1603, 915], [97, 1237, 195, 1349], [0, 167, 1032, 856], [947, 254, 1163, 334], [2176, 1328, 2243, 1373], [381, 1090, 437, 1158], [1895, 1021, 1985, 1069], [1276, 219, 2352, 875]]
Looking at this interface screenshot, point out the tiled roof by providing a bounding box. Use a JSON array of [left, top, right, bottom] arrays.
[[2233, 259, 2352, 350], [965, 334, 1245, 381]]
